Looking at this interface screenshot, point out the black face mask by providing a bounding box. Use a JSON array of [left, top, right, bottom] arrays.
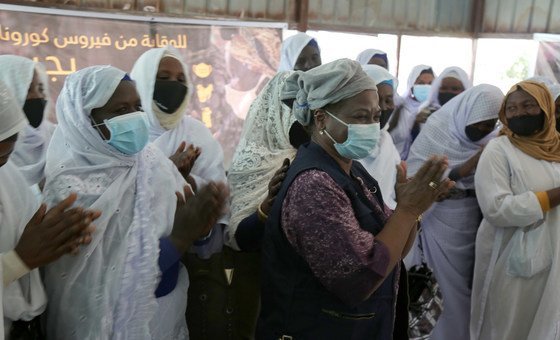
[[289, 121, 310, 148], [507, 113, 545, 136], [465, 125, 490, 142], [438, 92, 457, 106], [556, 118, 560, 133], [379, 109, 393, 130], [153, 80, 187, 114], [23, 98, 46, 128]]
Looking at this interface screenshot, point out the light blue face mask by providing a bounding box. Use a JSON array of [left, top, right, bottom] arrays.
[[323, 110, 380, 160], [93, 111, 149, 155], [412, 84, 431, 102]]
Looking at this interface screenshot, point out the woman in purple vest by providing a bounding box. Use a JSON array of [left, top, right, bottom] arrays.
[[257, 59, 454, 339]]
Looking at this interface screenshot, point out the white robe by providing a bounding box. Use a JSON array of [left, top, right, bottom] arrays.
[[471, 136, 560, 340]]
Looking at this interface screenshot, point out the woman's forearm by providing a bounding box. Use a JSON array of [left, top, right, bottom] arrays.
[[375, 208, 419, 276]]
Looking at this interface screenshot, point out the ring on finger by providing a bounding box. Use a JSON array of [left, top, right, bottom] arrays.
[[428, 181, 438, 190]]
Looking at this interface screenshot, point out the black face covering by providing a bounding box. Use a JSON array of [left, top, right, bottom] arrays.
[[23, 98, 46, 128], [438, 92, 457, 106], [465, 125, 490, 142], [507, 113, 545, 136], [556, 118, 560, 133], [379, 109, 393, 130], [289, 122, 310, 148], [153, 80, 187, 114]]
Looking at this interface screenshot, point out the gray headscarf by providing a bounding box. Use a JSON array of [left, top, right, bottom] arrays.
[[281, 58, 377, 126]]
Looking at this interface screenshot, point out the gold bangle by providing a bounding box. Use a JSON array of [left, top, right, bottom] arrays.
[[257, 204, 268, 222]]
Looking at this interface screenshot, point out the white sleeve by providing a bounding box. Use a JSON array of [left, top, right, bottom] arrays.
[[2, 250, 31, 287], [474, 140, 543, 228]]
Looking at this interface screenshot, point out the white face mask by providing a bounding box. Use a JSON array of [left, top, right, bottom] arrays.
[[323, 110, 381, 160]]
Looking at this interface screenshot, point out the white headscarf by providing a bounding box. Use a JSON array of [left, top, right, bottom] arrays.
[[356, 48, 388, 67], [407, 84, 504, 189], [0, 55, 53, 186], [42, 66, 185, 339], [0, 82, 28, 142], [131, 46, 227, 190], [547, 84, 560, 101], [361, 64, 398, 90], [278, 32, 318, 72], [417, 66, 471, 113], [225, 72, 297, 250], [130, 46, 192, 132], [0, 80, 47, 330], [359, 64, 401, 209]]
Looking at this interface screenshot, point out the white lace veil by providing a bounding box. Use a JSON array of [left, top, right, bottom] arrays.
[[0, 55, 52, 186], [407, 84, 504, 189], [42, 65, 185, 339], [225, 72, 297, 249]]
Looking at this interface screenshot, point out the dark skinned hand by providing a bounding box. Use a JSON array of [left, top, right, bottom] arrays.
[[170, 182, 229, 254], [169, 141, 201, 189], [395, 156, 455, 217], [260, 158, 290, 215], [14, 193, 100, 269], [457, 147, 485, 179], [415, 108, 432, 125]]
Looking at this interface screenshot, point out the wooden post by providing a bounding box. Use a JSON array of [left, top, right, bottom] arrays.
[[296, 0, 309, 32]]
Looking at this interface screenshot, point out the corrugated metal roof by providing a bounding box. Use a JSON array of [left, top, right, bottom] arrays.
[[306, 0, 474, 35], [482, 0, 560, 34], [6, 0, 560, 35], [5, 0, 291, 22]]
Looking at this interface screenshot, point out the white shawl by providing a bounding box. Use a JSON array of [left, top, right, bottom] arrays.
[[417, 66, 471, 114], [0, 55, 52, 186], [225, 72, 297, 250], [407, 84, 503, 189], [42, 66, 185, 339], [130, 46, 227, 192], [0, 80, 46, 335], [278, 33, 317, 72]]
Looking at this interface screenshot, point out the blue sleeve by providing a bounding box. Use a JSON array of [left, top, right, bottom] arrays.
[[155, 237, 182, 298], [234, 212, 265, 251]]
